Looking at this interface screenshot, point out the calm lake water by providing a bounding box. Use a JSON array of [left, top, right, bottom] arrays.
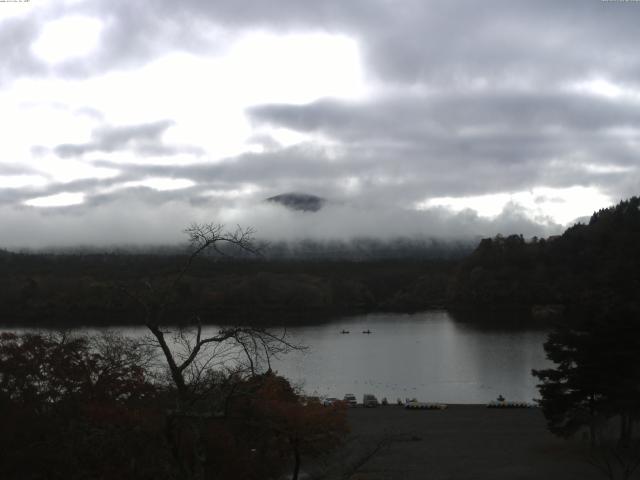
[[270, 310, 550, 404], [9, 310, 551, 404]]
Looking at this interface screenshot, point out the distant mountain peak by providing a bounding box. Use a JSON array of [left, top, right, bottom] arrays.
[[266, 192, 326, 212]]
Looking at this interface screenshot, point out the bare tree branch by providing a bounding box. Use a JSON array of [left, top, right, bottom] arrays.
[[112, 222, 306, 480]]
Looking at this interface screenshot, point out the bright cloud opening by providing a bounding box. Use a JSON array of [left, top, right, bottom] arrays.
[[569, 78, 640, 102], [201, 184, 260, 199], [418, 186, 612, 226], [0, 175, 48, 189], [31, 15, 104, 64], [7, 30, 369, 169], [118, 178, 196, 192], [227, 32, 368, 104], [25, 192, 85, 208], [43, 158, 119, 183]]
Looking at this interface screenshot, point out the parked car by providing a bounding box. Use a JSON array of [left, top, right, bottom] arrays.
[[322, 397, 339, 406], [363, 394, 379, 407], [343, 393, 358, 407]]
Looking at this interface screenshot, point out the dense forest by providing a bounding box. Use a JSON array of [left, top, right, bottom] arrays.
[[0, 250, 458, 326], [450, 196, 640, 314], [1, 196, 639, 326]]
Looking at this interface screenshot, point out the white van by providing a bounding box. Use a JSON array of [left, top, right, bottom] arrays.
[[343, 393, 358, 407], [363, 394, 379, 407]]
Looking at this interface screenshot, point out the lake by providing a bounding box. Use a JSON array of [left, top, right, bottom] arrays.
[[6, 310, 551, 404], [271, 310, 550, 404]]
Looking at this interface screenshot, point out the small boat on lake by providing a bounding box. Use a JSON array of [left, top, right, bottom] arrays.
[[340, 329, 350, 334], [362, 329, 371, 334], [487, 400, 533, 408]]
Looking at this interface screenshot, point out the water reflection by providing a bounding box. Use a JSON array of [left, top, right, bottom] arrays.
[[271, 310, 550, 404], [5, 310, 550, 404]]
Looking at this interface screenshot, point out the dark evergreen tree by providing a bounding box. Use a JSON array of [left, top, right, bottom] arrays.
[[533, 300, 640, 446], [450, 196, 640, 311]]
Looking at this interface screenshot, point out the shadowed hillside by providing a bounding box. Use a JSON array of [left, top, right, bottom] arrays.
[[450, 196, 640, 314]]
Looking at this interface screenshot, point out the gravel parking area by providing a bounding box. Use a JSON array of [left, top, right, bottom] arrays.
[[338, 405, 608, 480]]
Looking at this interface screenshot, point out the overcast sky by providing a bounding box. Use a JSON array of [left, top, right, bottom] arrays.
[[1, 0, 639, 247]]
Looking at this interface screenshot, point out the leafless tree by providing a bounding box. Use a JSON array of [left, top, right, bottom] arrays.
[[118, 223, 302, 480]]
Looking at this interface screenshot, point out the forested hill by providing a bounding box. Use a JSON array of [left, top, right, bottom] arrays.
[[2, 197, 639, 326], [449, 196, 640, 311], [0, 252, 457, 327]]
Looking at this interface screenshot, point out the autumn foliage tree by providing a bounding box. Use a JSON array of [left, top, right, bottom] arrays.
[[0, 331, 169, 480], [207, 372, 349, 480], [0, 332, 348, 480]]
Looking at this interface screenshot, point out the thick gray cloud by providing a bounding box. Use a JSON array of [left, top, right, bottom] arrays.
[[4, 0, 640, 86], [53, 120, 204, 158], [0, 14, 46, 82], [247, 91, 640, 200], [250, 93, 640, 138], [0, 163, 39, 176], [1, 0, 639, 246]]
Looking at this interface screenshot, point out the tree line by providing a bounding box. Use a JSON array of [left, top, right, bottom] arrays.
[[450, 196, 640, 312], [0, 224, 349, 480], [445, 196, 640, 478]]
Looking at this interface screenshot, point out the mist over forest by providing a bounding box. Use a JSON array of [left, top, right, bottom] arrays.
[[0, 193, 567, 250], [10, 235, 477, 261], [1, 196, 637, 329]]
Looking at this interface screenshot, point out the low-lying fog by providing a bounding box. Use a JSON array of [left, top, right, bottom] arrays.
[[0, 198, 564, 251]]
